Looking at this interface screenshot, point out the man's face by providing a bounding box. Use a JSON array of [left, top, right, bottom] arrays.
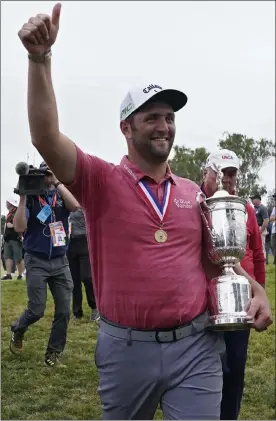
[[252, 198, 261, 206], [204, 167, 238, 195], [44, 172, 54, 187], [6, 201, 13, 211], [121, 102, 176, 164]]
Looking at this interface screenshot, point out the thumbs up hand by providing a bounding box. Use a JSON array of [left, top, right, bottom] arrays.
[[18, 3, 62, 56]]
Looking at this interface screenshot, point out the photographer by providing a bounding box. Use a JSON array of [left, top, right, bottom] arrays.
[[10, 162, 80, 367]]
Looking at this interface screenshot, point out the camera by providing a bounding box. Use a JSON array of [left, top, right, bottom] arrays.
[[14, 162, 52, 196]]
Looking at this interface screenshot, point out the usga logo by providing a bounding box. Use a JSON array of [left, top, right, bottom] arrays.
[[221, 155, 233, 159]]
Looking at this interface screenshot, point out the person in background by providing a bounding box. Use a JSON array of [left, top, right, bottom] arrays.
[[11, 162, 79, 367], [1, 197, 24, 280], [265, 222, 273, 265], [67, 208, 99, 321], [202, 149, 266, 420], [270, 194, 276, 265], [1, 235, 16, 275], [250, 194, 269, 255]]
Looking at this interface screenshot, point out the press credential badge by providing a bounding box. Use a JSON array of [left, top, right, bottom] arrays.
[[49, 221, 66, 247], [37, 204, 52, 223]]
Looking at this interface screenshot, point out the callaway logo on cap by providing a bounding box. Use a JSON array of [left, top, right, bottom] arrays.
[[120, 84, 188, 121], [205, 149, 240, 171]]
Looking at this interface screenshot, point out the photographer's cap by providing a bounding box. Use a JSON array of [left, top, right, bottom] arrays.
[[205, 149, 240, 172], [6, 196, 18, 208], [120, 84, 188, 121]]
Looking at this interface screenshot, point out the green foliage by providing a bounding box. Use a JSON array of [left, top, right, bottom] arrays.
[[218, 133, 275, 198], [169, 133, 275, 197], [169, 146, 209, 185]]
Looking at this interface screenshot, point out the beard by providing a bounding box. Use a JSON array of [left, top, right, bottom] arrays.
[[132, 137, 173, 164]]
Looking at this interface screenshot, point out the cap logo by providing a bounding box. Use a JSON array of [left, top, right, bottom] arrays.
[[143, 84, 162, 94], [120, 103, 134, 120], [221, 155, 233, 159]]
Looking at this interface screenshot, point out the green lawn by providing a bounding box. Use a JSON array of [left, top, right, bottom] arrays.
[[1, 261, 275, 420]]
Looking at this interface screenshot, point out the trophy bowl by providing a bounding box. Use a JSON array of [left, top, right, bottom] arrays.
[[197, 188, 253, 331]]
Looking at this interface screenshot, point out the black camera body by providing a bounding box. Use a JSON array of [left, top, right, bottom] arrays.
[[14, 165, 48, 196]]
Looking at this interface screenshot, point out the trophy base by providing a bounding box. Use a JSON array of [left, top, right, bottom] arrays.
[[207, 271, 253, 331], [209, 315, 254, 331]]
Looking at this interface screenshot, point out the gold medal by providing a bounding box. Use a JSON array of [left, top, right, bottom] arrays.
[[154, 229, 168, 243]]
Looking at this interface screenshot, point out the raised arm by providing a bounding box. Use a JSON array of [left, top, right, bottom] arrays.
[[13, 196, 28, 233], [18, 3, 77, 185]]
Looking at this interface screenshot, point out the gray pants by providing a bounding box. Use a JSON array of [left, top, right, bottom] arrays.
[[11, 253, 73, 355], [95, 322, 224, 420]]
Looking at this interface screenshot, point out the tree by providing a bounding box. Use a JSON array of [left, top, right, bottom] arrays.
[[169, 146, 209, 185], [1, 215, 6, 234], [169, 133, 275, 197], [218, 133, 275, 198]]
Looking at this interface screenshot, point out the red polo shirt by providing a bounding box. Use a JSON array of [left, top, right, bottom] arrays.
[[241, 203, 265, 285], [66, 146, 218, 329], [201, 184, 265, 285]]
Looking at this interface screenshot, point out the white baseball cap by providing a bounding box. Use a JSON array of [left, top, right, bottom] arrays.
[[6, 196, 18, 208], [120, 84, 188, 121], [205, 149, 240, 172]]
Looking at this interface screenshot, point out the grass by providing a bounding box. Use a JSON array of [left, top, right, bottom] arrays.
[[1, 259, 275, 420]]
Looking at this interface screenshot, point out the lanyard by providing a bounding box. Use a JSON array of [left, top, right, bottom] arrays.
[[7, 208, 16, 222], [38, 192, 58, 222], [38, 192, 57, 208]]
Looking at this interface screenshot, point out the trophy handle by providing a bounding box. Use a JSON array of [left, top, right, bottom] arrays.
[[196, 191, 217, 244]]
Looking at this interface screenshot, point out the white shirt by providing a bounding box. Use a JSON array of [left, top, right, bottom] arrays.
[[271, 207, 276, 234]]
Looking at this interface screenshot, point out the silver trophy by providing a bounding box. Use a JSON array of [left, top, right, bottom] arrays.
[[196, 166, 253, 330]]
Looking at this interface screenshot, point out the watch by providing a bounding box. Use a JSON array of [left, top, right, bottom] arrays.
[[54, 182, 62, 189]]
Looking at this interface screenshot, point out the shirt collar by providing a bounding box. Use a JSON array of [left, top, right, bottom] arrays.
[[120, 156, 177, 185]]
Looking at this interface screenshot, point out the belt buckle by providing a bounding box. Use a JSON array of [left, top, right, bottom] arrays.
[[155, 329, 177, 343]]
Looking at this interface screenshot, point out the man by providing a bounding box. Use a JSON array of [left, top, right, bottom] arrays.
[[202, 149, 266, 420], [1, 234, 17, 276], [17, 5, 272, 419], [11, 162, 79, 367], [270, 194, 276, 264], [250, 194, 269, 254], [1, 197, 24, 280], [265, 222, 273, 265], [68, 208, 99, 321]]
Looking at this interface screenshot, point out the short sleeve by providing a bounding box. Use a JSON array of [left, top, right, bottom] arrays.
[[261, 205, 269, 219], [65, 144, 114, 208]]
